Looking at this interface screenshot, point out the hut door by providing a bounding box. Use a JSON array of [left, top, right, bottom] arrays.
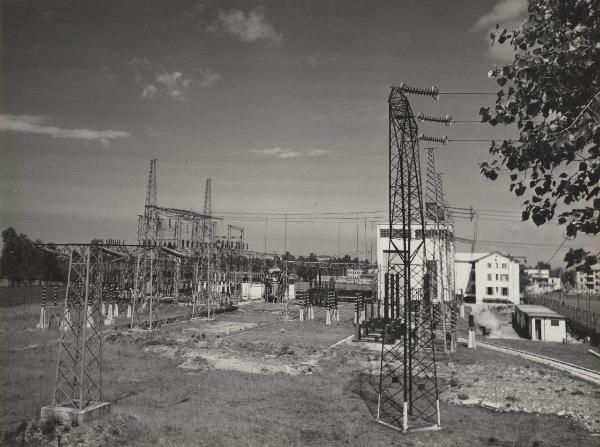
[[535, 319, 542, 340]]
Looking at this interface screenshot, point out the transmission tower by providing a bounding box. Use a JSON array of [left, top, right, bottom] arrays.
[[425, 149, 457, 352], [437, 173, 457, 352], [38, 244, 107, 416], [193, 179, 215, 319], [376, 85, 440, 432], [132, 159, 161, 329], [137, 159, 159, 246]]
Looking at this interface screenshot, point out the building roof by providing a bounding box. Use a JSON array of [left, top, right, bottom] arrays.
[[455, 251, 518, 264], [455, 252, 489, 262], [515, 304, 565, 319]]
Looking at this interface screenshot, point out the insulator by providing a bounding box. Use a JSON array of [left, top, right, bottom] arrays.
[[398, 83, 439, 100], [419, 134, 448, 144], [418, 113, 453, 126]]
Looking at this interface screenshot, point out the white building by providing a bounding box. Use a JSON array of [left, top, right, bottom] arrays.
[[346, 267, 364, 278], [525, 268, 562, 295], [376, 223, 455, 302], [576, 265, 600, 294], [455, 252, 520, 305], [513, 304, 567, 342]]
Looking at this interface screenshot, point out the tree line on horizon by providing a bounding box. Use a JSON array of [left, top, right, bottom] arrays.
[[0, 227, 66, 286]]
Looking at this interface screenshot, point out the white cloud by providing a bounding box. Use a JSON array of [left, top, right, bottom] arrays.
[[156, 71, 191, 101], [130, 58, 220, 101], [472, 0, 527, 31], [142, 84, 158, 99], [472, 0, 527, 63], [211, 9, 283, 46], [197, 69, 220, 88], [248, 147, 331, 159], [0, 114, 130, 146]]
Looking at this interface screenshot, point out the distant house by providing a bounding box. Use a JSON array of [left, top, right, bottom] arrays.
[[513, 304, 567, 342], [525, 268, 562, 295], [575, 265, 600, 294], [455, 252, 520, 305], [346, 267, 364, 278]]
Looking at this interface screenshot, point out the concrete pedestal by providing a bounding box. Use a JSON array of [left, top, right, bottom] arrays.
[[41, 401, 111, 426]]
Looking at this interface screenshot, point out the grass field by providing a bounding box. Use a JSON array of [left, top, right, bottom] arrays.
[[1, 302, 599, 446]]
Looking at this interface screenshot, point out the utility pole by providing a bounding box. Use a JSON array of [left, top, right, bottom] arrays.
[[284, 214, 287, 255], [337, 223, 341, 259], [264, 217, 268, 254], [356, 212, 359, 261], [364, 218, 367, 264]]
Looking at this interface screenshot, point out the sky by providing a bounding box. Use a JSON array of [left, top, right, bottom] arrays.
[[1, 0, 597, 267]]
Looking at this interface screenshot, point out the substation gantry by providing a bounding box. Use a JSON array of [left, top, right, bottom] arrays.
[[35, 242, 146, 416]]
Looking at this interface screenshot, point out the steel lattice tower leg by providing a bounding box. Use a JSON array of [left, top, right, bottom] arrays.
[[376, 87, 440, 432], [52, 245, 104, 409]]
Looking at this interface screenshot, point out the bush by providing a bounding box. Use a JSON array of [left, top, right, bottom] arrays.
[[40, 418, 57, 435]]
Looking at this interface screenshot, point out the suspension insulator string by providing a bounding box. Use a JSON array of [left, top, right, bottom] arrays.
[[418, 113, 453, 126], [418, 134, 448, 144], [397, 83, 440, 100]]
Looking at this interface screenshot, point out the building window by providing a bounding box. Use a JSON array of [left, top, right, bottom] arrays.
[[486, 287, 493, 295], [496, 274, 499, 280], [380, 228, 410, 239], [502, 263, 508, 269], [550, 319, 559, 326], [501, 287, 508, 296], [487, 274, 492, 281], [487, 263, 492, 268]]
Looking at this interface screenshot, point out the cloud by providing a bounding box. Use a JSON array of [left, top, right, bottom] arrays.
[[197, 69, 220, 88], [472, 0, 527, 31], [156, 71, 191, 101], [142, 84, 158, 99], [130, 58, 220, 101], [0, 114, 130, 146], [472, 0, 527, 63], [248, 147, 331, 159], [210, 9, 283, 46]]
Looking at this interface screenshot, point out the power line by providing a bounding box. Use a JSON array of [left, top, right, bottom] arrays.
[[547, 238, 568, 264], [438, 91, 497, 95]]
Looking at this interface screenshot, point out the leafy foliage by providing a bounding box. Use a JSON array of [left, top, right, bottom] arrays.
[[0, 227, 66, 285], [480, 0, 600, 271]]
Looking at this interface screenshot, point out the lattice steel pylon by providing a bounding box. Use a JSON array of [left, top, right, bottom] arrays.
[[133, 159, 161, 329], [376, 85, 440, 432], [137, 159, 159, 246], [52, 245, 105, 409], [425, 149, 456, 353], [192, 179, 215, 319]]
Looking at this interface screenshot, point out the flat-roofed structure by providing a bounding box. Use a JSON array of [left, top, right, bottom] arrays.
[[513, 304, 567, 342]]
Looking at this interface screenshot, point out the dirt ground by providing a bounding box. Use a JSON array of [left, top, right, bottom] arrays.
[[1, 301, 599, 446]]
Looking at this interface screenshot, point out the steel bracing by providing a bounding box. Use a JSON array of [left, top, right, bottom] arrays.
[[376, 86, 440, 432], [425, 149, 457, 353], [52, 245, 104, 408], [35, 243, 153, 408]]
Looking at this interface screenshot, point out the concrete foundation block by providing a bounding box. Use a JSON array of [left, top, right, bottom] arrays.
[[40, 401, 111, 426]]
